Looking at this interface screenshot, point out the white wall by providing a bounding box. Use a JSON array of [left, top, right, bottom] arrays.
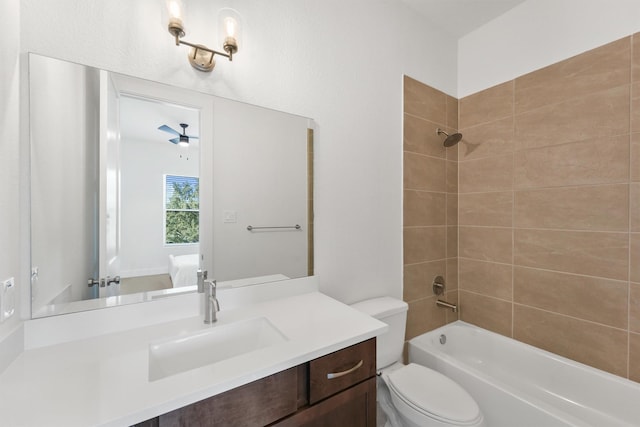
[[458, 0, 640, 97], [30, 56, 101, 311], [20, 0, 458, 305], [211, 97, 309, 281], [0, 0, 21, 342]]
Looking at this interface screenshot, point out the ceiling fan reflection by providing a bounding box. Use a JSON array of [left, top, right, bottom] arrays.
[[158, 123, 199, 146]]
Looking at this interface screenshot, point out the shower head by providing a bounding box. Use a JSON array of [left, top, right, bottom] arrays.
[[437, 128, 463, 147]]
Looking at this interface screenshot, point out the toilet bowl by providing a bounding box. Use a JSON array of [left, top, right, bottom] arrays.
[[382, 363, 484, 427], [351, 297, 485, 427]]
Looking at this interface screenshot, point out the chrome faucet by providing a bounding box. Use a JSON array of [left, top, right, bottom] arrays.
[[204, 279, 220, 323], [197, 270, 220, 324]]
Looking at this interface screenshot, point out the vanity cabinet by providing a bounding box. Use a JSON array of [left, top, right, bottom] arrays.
[[136, 338, 376, 427]]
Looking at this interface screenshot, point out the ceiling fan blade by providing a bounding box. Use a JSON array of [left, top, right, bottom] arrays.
[[169, 137, 180, 144], [158, 124, 181, 136], [186, 135, 199, 139]]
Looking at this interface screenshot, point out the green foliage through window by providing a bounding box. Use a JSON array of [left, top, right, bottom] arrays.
[[165, 175, 199, 244]]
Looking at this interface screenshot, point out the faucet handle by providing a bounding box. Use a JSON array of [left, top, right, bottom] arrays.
[[197, 269, 208, 293], [203, 279, 220, 324], [206, 280, 220, 309]]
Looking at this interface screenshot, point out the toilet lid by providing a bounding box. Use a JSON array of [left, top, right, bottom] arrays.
[[386, 363, 481, 424]]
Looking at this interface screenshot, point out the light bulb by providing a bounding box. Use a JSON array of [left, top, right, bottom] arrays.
[[219, 10, 241, 55], [167, 0, 182, 20], [166, 0, 185, 39], [224, 17, 237, 38]]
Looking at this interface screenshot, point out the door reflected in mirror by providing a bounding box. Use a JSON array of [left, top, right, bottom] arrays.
[[29, 53, 313, 318], [116, 95, 201, 297]]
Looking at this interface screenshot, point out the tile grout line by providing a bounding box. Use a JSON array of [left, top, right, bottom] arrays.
[[444, 93, 453, 325], [404, 188, 449, 195], [406, 257, 457, 264], [458, 287, 631, 333], [457, 256, 631, 284], [461, 182, 632, 194], [512, 302, 631, 333], [459, 225, 629, 234], [403, 111, 451, 129], [512, 82, 632, 118], [404, 150, 449, 162], [458, 131, 632, 166], [628, 34, 634, 380], [459, 82, 631, 132], [511, 79, 516, 339], [509, 263, 629, 283], [456, 94, 461, 322]]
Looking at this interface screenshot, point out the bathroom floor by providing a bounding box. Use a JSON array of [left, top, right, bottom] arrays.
[[377, 403, 389, 427]]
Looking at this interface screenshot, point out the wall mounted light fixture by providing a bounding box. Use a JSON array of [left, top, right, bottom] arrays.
[[166, 0, 239, 72]]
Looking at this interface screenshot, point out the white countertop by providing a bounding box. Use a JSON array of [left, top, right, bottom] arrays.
[[0, 291, 386, 427]]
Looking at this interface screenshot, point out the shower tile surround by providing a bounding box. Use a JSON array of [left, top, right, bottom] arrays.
[[403, 76, 459, 339], [403, 33, 640, 382]]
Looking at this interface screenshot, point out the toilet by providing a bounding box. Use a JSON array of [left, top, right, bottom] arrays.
[[351, 297, 485, 427]]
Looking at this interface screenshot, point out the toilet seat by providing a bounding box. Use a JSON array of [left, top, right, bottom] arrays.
[[385, 363, 483, 426]]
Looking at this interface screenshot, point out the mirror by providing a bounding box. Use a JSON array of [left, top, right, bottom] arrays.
[[29, 53, 314, 318]]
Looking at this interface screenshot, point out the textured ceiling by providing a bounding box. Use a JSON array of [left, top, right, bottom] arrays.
[[400, 0, 528, 38]]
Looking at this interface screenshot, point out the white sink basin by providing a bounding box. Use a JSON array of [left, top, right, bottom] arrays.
[[148, 317, 287, 381]]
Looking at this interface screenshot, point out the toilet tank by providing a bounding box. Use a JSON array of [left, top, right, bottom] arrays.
[[351, 297, 408, 369]]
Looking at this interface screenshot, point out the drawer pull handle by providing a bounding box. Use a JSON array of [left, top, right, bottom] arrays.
[[326, 360, 364, 379]]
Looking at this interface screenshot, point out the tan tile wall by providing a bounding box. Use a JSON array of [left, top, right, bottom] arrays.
[[403, 76, 458, 340], [458, 34, 640, 381], [402, 34, 640, 381]]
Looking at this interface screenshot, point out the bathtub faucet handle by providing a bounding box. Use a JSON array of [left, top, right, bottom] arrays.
[[433, 276, 445, 295]]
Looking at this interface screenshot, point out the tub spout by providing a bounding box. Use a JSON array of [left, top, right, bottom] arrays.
[[436, 299, 458, 313]]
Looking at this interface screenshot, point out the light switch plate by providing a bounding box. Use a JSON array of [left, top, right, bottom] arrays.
[[1, 277, 16, 322], [223, 210, 238, 223]]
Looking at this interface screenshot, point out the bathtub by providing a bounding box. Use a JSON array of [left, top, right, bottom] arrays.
[[408, 321, 640, 427]]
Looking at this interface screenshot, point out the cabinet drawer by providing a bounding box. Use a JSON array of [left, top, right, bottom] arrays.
[[309, 338, 376, 404]]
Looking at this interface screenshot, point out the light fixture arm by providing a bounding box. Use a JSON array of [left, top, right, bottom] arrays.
[[168, 18, 238, 72], [177, 38, 233, 61]]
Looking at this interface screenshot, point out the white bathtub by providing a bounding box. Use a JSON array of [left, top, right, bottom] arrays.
[[408, 321, 640, 427]]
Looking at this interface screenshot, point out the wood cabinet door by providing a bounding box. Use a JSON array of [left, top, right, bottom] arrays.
[[272, 377, 376, 427], [158, 368, 298, 427]]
